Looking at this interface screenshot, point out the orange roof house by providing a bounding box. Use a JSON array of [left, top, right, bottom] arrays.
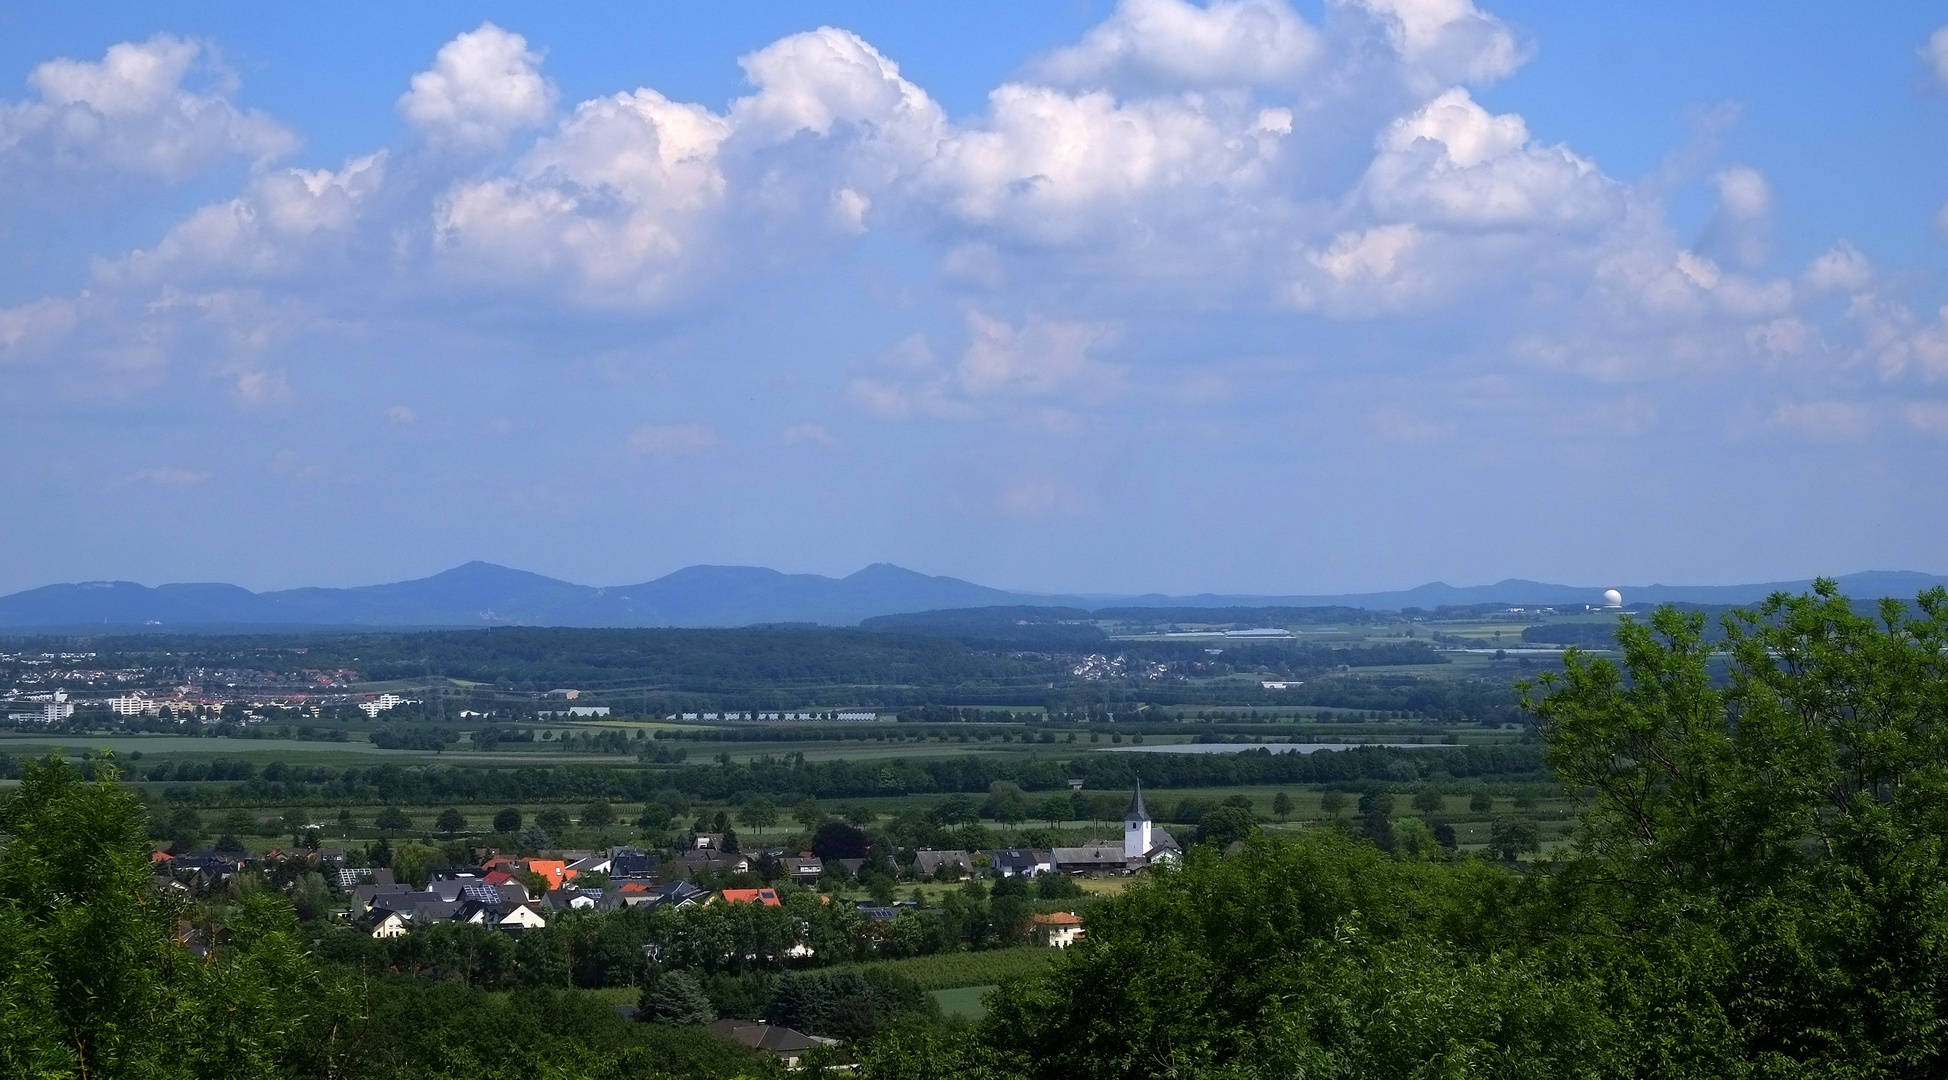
[[524, 860, 571, 890], [1031, 911, 1086, 948], [717, 888, 782, 907]]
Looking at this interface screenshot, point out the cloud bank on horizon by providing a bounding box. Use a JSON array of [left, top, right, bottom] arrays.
[[2, 0, 1947, 596]]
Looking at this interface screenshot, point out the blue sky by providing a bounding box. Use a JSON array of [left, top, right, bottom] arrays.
[[3, 0, 1947, 597]]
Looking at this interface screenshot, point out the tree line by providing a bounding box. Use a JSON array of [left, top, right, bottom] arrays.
[[139, 742, 1547, 809]]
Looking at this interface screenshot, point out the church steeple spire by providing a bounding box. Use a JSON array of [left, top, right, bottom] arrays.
[[1123, 781, 1153, 862]]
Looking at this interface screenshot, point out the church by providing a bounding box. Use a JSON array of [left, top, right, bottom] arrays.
[[1123, 783, 1182, 868], [1049, 782, 1184, 874]]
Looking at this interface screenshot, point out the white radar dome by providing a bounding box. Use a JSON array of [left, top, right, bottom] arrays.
[[1602, 589, 1623, 608]]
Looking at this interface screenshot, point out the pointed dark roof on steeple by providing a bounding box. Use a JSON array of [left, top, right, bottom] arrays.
[[1126, 782, 1150, 822]]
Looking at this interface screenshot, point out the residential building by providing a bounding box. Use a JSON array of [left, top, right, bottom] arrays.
[[674, 849, 750, 877], [912, 849, 972, 879], [1051, 844, 1128, 874], [717, 888, 782, 906], [989, 848, 1056, 877], [707, 1019, 828, 1069], [786, 854, 824, 884], [1032, 911, 1086, 948]]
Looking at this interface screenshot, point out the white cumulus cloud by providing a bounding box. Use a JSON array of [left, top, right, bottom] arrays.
[[1337, 0, 1526, 87], [1804, 241, 1871, 293], [1362, 88, 1617, 230], [0, 35, 293, 184], [1033, 0, 1325, 89], [729, 27, 944, 147], [431, 88, 729, 303], [925, 86, 1292, 244], [0, 7, 1937, 440], [103, 152, 387, 284], [399, 23, 556, 148]]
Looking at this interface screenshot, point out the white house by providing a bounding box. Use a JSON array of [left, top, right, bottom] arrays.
[[497, 905, 548, 932], [1032, 911, 1086, 948]]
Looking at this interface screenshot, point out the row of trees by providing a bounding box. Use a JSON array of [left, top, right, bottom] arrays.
[[138, 740, 1546, 812]]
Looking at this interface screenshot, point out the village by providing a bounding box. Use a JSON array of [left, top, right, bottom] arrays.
[[147, 788, 1177, 1065]]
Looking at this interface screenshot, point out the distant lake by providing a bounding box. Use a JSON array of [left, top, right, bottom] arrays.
[[1101, 741, 1444, 755]]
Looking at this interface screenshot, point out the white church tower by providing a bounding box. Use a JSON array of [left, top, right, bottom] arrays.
[[1124, 782, 1153, 863]]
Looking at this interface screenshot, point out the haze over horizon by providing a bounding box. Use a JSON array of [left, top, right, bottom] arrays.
[[5, 1, 1948, 597], [10, 557, 1948, 600]]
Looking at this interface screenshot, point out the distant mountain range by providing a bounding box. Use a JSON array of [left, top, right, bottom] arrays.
[[0, 562, 1943, 631]]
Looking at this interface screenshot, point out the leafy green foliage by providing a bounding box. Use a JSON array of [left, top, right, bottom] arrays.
[[1193, 805, 1257, 848], [0, 754, 353, 1079], [922, 835, 1600, 1080], [354, 980, 766, 1079], [1525, 581, 1948, 1077]]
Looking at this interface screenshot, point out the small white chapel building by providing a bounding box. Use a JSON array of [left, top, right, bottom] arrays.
[[1123, 783, 1182, 868]]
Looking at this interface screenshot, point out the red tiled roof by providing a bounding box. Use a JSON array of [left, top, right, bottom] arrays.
[[718, 888, 782, 906]]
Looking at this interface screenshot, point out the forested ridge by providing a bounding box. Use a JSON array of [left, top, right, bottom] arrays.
[[41, 624, 1452, 702]]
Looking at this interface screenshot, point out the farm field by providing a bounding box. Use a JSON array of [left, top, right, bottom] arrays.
[[932, 985, 993, 1021], [0, 733, 444, 760], [713, 740, 1035, 763], [0, 733, 646, 770], [844, 946, 1059, 991]]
